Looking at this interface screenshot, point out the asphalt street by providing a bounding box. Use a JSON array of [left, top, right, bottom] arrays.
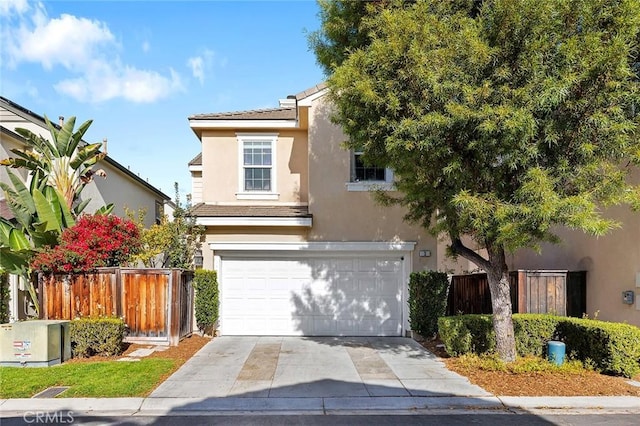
[[2, 413, 639, 426]]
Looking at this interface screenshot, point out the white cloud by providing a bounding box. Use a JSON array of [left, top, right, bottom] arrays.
[[187, 56, 204, 84], [9, 13, 115, 70], [55, 61, 184, 103], [187, 49, 215, 85], [0, 0, 29, 17], [142, 41, 150, 53], [1, 0, 182, 103]]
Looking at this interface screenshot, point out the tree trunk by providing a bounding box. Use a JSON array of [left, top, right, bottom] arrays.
[[450, 236, 517, 362], [485, 243, 516, 362]]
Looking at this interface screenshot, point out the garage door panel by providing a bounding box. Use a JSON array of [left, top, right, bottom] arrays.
[[220, 256, 403, 336], [336, 259, 355, 271]]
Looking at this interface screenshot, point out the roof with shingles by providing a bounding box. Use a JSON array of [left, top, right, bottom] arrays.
[[188, 152, 202, 166], [191, 204, 311, 218], [189, 107, 296, 121], [188, 83, 328, 121], [295, 82, 327, 100]]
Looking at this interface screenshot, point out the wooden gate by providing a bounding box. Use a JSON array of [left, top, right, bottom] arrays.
[[447, 270, 586, 317], [121, 269, 170, 342]]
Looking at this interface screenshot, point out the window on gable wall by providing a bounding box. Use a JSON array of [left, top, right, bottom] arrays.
[[347, 150, 394, 192], [237, 134, 279, 200], [353, 151, 386, 182]]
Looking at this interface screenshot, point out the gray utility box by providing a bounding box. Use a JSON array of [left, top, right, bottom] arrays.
[[0, 320, 71, 367]]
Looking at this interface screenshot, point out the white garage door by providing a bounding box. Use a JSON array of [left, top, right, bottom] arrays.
[[220, 256, 404, 336]]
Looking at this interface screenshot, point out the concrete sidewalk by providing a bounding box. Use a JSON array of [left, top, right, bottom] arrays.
[[1, 336, 640, 417]]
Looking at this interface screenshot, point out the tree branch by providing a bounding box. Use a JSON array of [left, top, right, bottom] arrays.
[[450, 236, 490, 271]]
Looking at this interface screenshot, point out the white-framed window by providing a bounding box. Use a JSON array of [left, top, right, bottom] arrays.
[[346, 150, 394, 192], [236, 133, 278, 200]]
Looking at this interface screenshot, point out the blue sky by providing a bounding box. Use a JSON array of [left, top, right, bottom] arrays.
[[1, 0, 325, 201]]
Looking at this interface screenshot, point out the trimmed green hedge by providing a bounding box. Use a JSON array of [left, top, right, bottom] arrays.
[[513, 314, 561, 357], [70, 317, 126, 358], [438, 314, 495, 356], [557, 318, 640, 377], [438, 314, 640, 377], [408, 271, 450, 338], [194, 269, 219, 334]]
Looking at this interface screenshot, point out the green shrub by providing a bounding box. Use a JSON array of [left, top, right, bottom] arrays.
[[0, 272, 9, 323], [408, 271, 450, 338], [70, 317, 126, 358], [194, 269, 219, 334], [438, 314, 495, 356], [513, 314, 561, 357], [438, 313, 640, 377], [557, 318, 640, 378]]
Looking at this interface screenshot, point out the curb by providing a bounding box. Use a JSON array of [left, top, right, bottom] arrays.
[[2, 396, 640, 417]]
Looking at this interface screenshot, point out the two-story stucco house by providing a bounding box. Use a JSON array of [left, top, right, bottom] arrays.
[[1, 96, 171, 321], [188, 84, 475, 337], [190, 83, 640, 335]]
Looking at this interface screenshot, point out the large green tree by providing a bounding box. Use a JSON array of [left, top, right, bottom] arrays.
[[311, 0, 640, 361]]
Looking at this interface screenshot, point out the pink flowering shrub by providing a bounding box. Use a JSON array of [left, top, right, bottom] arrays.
[[32, 214, 141, 274]]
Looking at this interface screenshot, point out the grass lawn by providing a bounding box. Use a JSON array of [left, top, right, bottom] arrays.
[[0, 358, 176, 398]]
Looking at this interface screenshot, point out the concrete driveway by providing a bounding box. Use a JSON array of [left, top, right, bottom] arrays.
[[150, 336, 490, 399]]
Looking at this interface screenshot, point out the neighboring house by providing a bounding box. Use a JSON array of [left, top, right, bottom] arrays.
[[188, 83, 473, 337], [510, 166, 640, 327], [1, 96, 171, 321]]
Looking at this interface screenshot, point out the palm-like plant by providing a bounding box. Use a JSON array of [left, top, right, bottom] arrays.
[[0, 169, 76, 316], [1, 115, 112, 316], [1, 115, 107, 215]]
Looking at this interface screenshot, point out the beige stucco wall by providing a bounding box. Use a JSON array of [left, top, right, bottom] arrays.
[[511, 167, 640, 326], [305, 95, 444, 273], [200, 129, 308, 204], [195, 93, 485, 276]]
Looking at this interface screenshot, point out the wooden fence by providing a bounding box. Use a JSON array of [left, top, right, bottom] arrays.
[[39, 268, 194, 346], [446, 270, 586, 317]]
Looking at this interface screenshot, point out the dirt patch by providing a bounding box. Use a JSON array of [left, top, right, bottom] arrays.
[[66, 334, 211, 365], [420, 338, 640, 397], [121, 334, 211, 363]]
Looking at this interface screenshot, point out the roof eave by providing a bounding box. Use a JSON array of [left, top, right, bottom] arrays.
[[196, 216, 312, 227], [296, 86, 329, 107], [189, 118, 298, 130]]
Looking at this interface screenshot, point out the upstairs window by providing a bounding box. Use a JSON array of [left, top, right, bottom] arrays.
[[353, 151, 386, 182], [243, 141, 272, 191], [237, 134, 278, 200], [347, 150, 394, 192]]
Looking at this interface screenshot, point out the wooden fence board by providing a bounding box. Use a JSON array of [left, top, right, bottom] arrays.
[[447, 270, 577, 317], [39, 268, 193, 346]]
